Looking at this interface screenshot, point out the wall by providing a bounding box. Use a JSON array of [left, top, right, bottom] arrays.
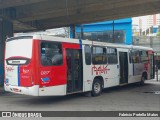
[[71, 18, 132, 44], [133, 36, 160, 53]]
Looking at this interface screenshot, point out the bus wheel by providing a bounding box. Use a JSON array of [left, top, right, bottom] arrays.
[[91, 79, 102, 97], [140, 76, 146, 86]]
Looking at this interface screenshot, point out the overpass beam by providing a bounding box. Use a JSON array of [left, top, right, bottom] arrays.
[[0, 17, 13, 86]]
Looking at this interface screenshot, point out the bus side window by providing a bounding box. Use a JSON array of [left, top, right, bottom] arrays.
[[41, 43, 52, 66], [41, 42, 63, 66], [139, 50, 148, 63], [84, 45, 91, 65], [92, 46, 107, 65], [131, 50, 140, 63], [107, 48, 118, 64]]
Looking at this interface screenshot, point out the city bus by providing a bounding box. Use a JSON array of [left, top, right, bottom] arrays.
[[4, 34, 155, 96]]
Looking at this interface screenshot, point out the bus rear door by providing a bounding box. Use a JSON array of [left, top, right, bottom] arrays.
[[64, 43, 83, 94]]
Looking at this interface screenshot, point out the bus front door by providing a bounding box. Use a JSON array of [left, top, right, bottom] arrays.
[[66, 49, 83, 93], [119, 52, 128, 84]]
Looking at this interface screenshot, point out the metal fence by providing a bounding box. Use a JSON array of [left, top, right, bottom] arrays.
[[132, 36, 160, 54]]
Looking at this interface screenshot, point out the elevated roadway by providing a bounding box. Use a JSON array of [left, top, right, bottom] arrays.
[[0, 0, 160, 32]]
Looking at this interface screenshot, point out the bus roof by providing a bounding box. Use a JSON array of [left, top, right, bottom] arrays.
[[8, 34, 153, 51]]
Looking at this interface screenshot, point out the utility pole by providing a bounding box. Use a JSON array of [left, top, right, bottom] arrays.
[[113, 20, 115, 43]]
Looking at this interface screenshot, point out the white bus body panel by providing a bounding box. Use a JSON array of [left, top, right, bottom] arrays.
[[5, 38, 33, 87], [4, 84, 39, 96], [132, 63, 143, 83], [82, 45, 92, 92], [39, 85, 66, 96], [104, 64, 119, 87], [5, 65, 19, 86], [5, 38, 33, 59], [5, 84, 67, 96]]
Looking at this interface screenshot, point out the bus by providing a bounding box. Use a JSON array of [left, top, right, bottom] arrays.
[[4, 34, 155, 96]]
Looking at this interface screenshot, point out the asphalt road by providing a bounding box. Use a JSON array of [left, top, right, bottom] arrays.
[[0, 80, 159, 112]]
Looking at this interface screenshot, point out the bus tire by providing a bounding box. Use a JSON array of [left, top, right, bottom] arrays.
[[140, 76, 146, 86], [91, 79, 102, 97]]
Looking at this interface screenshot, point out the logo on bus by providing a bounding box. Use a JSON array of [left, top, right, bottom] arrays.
[[92, 65, 110, 75], [6, 66, 14, 72], [23, 69, 30, 74], [41, 71, 50, 75]]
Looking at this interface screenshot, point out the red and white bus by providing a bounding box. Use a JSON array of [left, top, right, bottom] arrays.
[[4, 35, 155, 96]]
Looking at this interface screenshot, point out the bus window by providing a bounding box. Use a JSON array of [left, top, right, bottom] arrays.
[[131, 50, 140, 63], [107, 48, 118, 64], [139, 51, 148, 63], [92, 46, 107, 64], [41, 42, 63, 66], [84, 45, 91, 65]]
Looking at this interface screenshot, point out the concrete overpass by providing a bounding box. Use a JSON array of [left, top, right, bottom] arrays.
[[0, 0, 160, 32], [0, 0, 160, 85]]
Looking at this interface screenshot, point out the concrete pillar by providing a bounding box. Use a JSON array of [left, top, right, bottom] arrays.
[[80, 25, 84, 40], [70, 25, 76, 38], [0, 18, 13, 86]]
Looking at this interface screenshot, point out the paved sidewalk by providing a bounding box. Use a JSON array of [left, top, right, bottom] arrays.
[[155, 70, 160, 81]]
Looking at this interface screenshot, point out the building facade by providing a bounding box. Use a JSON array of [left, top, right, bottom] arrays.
[[146, 14, 160, 28], [70, 18, 132, 44]]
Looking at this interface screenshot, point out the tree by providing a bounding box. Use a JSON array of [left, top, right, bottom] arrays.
[[157, 26, 160, 36], [157, 32, 160, 36]]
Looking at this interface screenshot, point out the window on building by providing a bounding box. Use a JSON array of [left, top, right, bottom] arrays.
[[75, 30, 126, 43], [92, 46, 107, 64], [84, 33, 92, 40], [108, 31, 114, 42], [91, 32, 97, 41], [97, 32, 103, 42], [107, 48, 118, 64], [41, 42, 63, 66], [75, 33, 81, 39], [114, 31, 126, 43], [103, 32, 110, 42], [85, 45, 91, 65]]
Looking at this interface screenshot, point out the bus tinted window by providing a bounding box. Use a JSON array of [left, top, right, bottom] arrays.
[[131, 50, 140, 63], [107, 48, 118, 64], [85, 45, 91, 65], [41, 42, 63, 66], [92, 46, 107, 64], [139, 51, 148, 63]]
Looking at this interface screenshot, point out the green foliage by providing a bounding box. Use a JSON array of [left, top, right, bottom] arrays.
[[157, 32, 160, 36]]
